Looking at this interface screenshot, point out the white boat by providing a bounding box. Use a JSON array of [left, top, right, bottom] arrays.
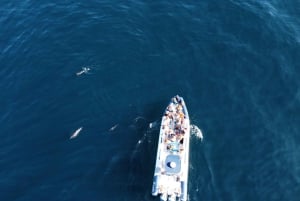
[[152, 95, 190, 201]]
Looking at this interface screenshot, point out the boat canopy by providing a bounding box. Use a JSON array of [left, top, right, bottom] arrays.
[[165, 154, 181, 174]]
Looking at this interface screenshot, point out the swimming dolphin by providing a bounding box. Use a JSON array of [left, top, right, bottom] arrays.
[[76, 67, 90, 76], [70, 127, 83, 139], [109, 124, 119, 131]]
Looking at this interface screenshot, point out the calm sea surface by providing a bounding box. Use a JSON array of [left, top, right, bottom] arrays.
[[1, 1, 300, 201]]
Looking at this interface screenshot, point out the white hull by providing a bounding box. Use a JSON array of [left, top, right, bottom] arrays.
[[152, 95, 190, 201]]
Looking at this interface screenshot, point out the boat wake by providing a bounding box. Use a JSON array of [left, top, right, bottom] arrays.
[[129, 117, 155, 159], [130, 118, 159, 154], [190, 124, 203, 141], [149, 120, 160, 129], [131, 120, 158, 154]]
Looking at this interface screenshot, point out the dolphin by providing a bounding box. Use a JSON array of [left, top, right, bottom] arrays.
[[109, 124, 119, 131], [76, 67, 90, 76], [70, 127, 83, 139]]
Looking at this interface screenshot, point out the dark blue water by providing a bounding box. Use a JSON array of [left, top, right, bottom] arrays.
[[1, 1, 300, 200]]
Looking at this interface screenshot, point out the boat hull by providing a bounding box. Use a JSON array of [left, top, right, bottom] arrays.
[[152, 95, 190, 201]]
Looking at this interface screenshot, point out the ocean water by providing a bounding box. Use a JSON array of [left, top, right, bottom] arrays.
[[1, 0, 300, 200]]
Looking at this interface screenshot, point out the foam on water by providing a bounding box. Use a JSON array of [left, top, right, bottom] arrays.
[[190, 124, 204, 141]]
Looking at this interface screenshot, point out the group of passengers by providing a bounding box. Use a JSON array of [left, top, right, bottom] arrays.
[[162, 97, 187, 144]]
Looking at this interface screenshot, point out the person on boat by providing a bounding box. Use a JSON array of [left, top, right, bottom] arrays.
[[179, 112, 184, 119]]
